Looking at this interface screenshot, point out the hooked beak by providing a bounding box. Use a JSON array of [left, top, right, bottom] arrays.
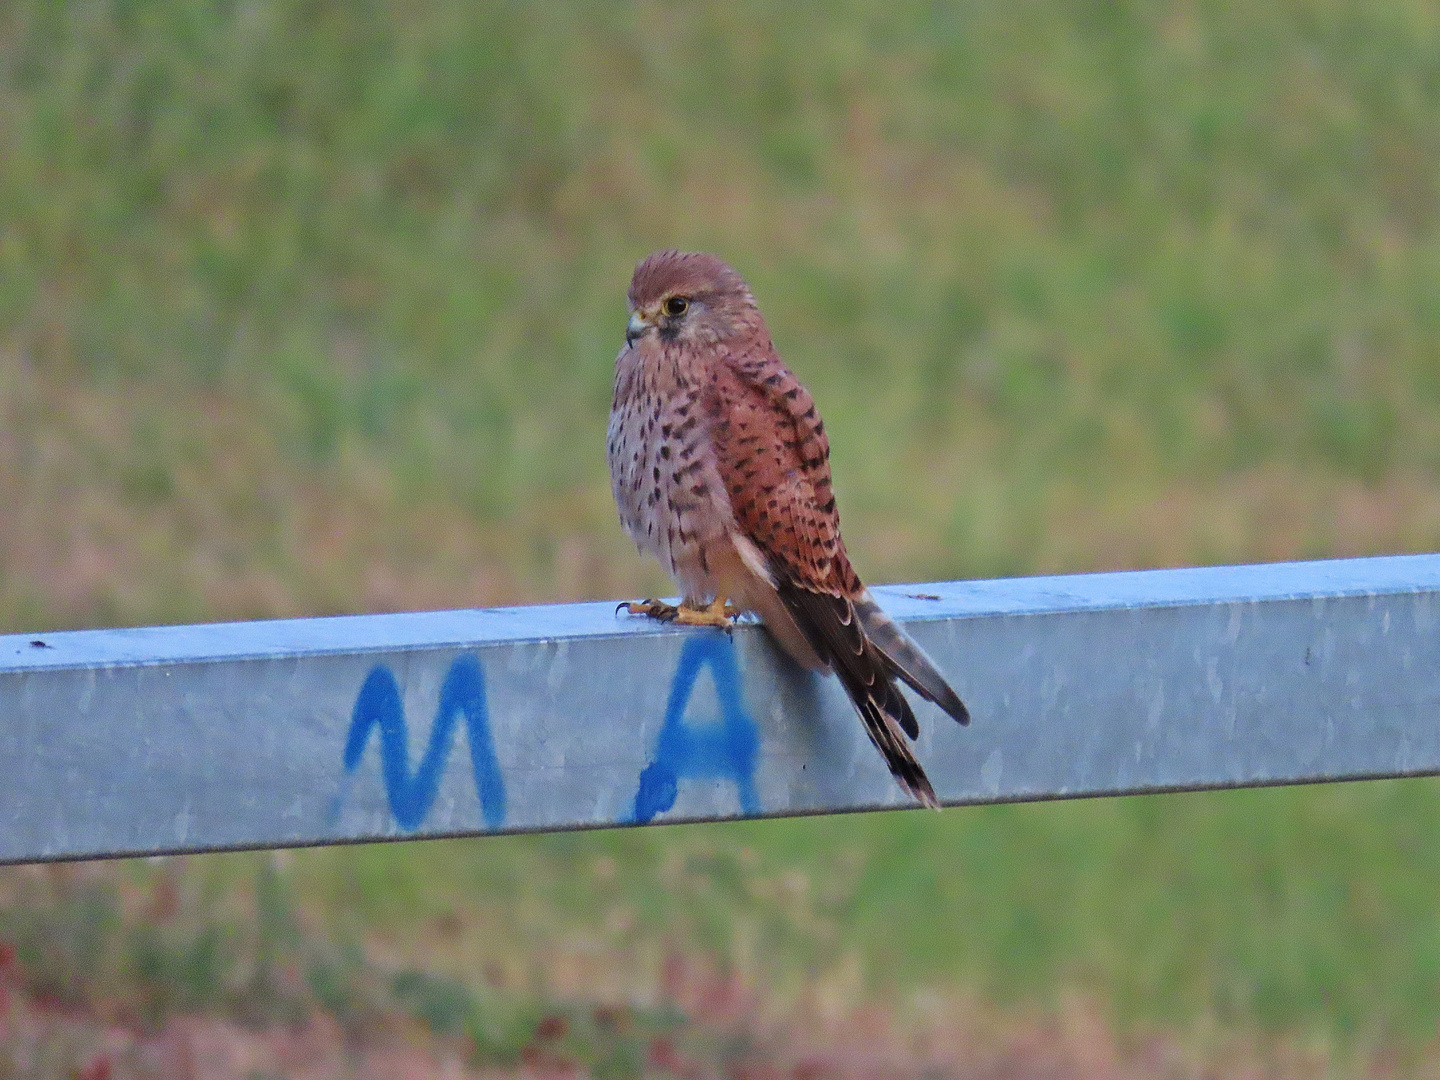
[[625, 310, 651, 346]]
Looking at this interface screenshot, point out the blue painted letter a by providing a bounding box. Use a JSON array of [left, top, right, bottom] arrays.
[[633, 634, 760, 823]]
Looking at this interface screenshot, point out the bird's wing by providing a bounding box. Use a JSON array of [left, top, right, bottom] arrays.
[[705, 343, 948, 805], [705, 343, 847, 598]]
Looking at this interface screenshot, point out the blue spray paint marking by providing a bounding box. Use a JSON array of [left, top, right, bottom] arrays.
[[633, 634, 760, 823], [340, 653, 506, 830]]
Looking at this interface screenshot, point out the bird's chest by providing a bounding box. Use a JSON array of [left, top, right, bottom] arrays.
[[607, 367, 729, 581]]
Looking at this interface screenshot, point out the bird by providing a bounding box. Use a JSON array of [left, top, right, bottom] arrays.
[[607, 250, 970, 806]]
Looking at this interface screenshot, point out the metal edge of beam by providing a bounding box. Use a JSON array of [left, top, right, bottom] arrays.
[[1, 553, 1438, 864]]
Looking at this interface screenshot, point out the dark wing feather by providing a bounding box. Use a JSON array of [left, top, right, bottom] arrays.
[[780, 585, 937, 806], [854, 596, 970, 725], [779, 586, 919, 740]]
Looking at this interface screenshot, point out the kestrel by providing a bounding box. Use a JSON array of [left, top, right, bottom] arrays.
[[608, 250, 969, 806]]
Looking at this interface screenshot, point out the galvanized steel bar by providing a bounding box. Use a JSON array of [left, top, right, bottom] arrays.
[[2, 554, 1439, 863]]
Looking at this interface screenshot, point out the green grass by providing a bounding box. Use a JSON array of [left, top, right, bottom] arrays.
[[6, 0, 1440, 587], [286, 779, 1440, 1053], [4, 0, 1440, 1067]]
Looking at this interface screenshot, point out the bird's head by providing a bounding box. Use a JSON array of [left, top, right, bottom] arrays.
[[625, 250, 758, 349]]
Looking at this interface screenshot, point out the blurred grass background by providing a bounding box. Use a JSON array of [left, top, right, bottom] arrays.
[[4, 0, 1440, 1073]]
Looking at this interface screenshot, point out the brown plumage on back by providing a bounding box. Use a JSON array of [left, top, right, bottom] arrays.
[[608, 250, 969, 805]]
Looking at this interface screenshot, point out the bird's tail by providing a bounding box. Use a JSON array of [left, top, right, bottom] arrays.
[[778, 585, 941, 807], [853, 591, 970, 726]]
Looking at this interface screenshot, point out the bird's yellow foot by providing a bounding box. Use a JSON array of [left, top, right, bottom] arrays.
[[674, 596, 738, 629], [620, 598, 682, 622], [619, 597, 739, 629]]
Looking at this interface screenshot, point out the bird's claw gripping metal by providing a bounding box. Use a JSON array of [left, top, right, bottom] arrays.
[[618, 597, 738, 630]]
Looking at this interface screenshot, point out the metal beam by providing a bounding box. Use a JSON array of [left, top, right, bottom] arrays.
[[2, 554, 1439, 864]]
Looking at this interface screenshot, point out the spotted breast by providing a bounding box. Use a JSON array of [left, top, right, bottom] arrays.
[[607, 331, 734, 598]]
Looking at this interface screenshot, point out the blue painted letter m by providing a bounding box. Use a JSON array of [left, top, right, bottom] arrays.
[[342, 654, 506, 830]]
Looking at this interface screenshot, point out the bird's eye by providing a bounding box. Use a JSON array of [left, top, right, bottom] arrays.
[[663, 296, 689, 317]]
